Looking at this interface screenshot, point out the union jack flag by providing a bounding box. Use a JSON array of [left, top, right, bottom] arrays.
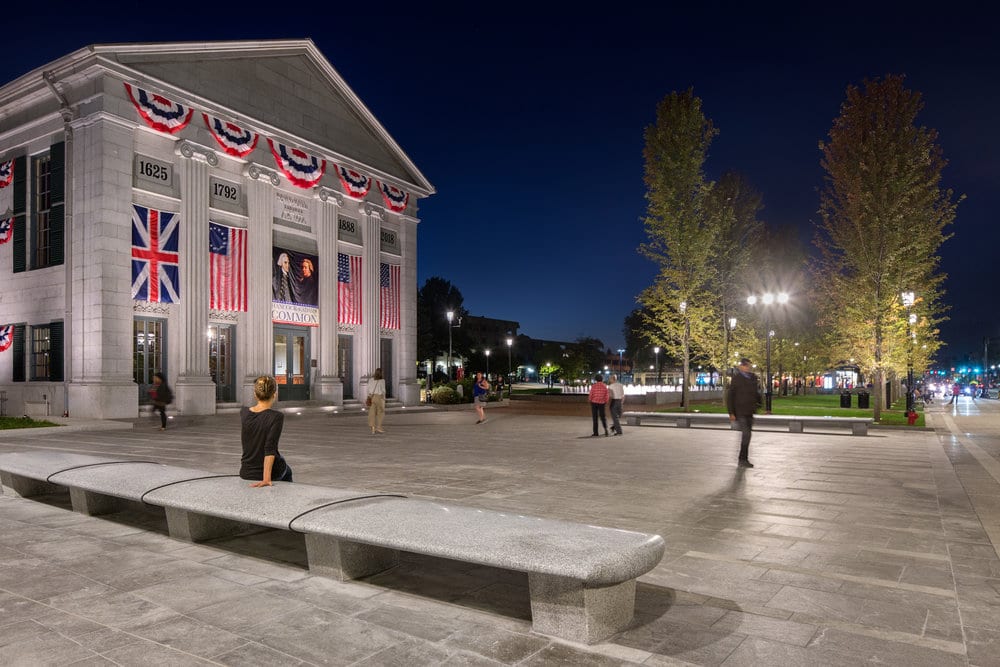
[[0, 325, 12, 352], [131, 204, 180, 303], [380, 263, 400, 329], [338, 253, 362, 325], [209, 222, 247, 312], [0, 217, 11, 245]]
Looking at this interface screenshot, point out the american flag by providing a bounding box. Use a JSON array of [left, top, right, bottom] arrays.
[[131, 204, 179, 303], [380, 263, 400, 329], [338, 253, 362, 324], [209, 222, 247, 312]]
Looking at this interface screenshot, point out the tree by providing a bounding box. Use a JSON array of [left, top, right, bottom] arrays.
[[639, 89, 720, 409], [814, 75, 959, 421], [416, 277, 472, 369]]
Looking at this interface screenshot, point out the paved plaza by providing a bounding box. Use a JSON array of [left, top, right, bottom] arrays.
[[2, 397, 1000, 665]]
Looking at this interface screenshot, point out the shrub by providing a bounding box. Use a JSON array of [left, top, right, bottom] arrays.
[[430, 386, 459, 404]]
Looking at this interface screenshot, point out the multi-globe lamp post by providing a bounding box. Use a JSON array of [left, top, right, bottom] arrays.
[[747, 292, 789, 414]]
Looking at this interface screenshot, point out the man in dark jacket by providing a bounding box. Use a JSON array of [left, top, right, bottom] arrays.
[[726, 357, 762, 468]]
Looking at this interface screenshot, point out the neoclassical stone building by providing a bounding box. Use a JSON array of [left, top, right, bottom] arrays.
[[0, 40, 433, 418]]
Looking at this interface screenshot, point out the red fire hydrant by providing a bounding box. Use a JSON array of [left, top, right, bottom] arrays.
[[906, 410, 918, 426]]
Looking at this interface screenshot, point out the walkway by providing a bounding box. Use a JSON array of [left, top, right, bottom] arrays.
[[0, 397, 998, 665]]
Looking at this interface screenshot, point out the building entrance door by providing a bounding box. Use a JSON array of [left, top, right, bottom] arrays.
[[380, 338, 393, 398], [338, 335, 353, 399], [134, 318, 166, 405], [208, 324, 235, 402], [274, 326, 310, 401]]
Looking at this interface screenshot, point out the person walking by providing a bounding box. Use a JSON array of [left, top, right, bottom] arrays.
[[726, 357, 761, 468], [473, 372, 490, 423], [149, 372, 173, 431], [589, 373, 610, 437], [947, 382, 960, 405], [367, 368, 386, 434], [240, 375, 293, 487], [607, 374, 625, 435]]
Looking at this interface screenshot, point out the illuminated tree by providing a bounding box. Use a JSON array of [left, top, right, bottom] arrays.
[[814, 75, 959, 420]]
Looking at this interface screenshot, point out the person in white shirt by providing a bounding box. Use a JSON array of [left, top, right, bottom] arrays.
[[608, 374, 626, 435], [367, 368, 387, 434]]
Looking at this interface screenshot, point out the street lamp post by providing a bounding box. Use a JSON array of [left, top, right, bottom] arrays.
[[653, 347, 661, 386], [446, 310, 454, 381], [679, 300, 690, 408], [506, 337, 513, 396], [724, 316, 737, 387], [485, 349, 490, 380], [617, 348, 625, 377], [902, 291, 915, 413], [747, 292, 788, 414]]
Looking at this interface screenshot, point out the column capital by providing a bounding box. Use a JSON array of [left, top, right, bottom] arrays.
[[316, 186, 344, 206], [244, 162, 282, 186], [362, 201, 385, 219], [175, 140, 219, 166]]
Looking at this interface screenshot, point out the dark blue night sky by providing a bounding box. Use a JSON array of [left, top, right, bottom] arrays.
[[6, 3, 998, 360]]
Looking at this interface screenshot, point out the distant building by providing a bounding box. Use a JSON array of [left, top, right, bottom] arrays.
[[463, 315, 519, 351]]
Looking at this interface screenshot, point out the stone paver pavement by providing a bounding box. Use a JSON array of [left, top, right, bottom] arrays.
[[1, 397, 999, 665]]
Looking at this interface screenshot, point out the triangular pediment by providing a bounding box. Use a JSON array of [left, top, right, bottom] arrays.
[[98, 40, 432, 195]]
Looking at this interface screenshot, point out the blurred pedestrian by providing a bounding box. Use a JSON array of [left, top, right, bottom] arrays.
[[589, 373, 610, 437], [726, 357, 761, 468], [149, 372, 173, 431], [240, 375, 293, 487], [473, 372, 490, 423], [608, 374, 625, 435], [367, 368, 386, 434]]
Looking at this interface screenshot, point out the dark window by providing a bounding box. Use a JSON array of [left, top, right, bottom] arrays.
[[33, 154, 52, 269], [30, 325, 51, 380]]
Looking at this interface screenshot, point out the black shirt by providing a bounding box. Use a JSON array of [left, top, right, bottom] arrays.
[[239, 407, 287, 480]]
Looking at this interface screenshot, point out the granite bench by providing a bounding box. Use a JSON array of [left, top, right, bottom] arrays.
[[623, 411, 873, 435], [0, 450, 665, 643]]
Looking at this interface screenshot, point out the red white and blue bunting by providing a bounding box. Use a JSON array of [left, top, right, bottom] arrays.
[[125, 83, 193, 134], [0, 160, 12, 188], [0, 325, 12, 352], [268, 139, 326, 189], [0, 217, 12, 245], [203, 114, 259, 158], [377, 181, 409, 213], [335, 165, 372, 199]]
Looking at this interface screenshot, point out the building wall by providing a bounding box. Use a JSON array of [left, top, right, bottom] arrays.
[[0, 43, 428, 418]]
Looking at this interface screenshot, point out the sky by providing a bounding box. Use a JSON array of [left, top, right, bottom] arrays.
[[5, 3, 999, 361]]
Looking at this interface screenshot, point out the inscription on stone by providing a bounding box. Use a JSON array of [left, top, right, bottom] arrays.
[[209, 176, 244, 214], [133, 154, 174, 193], [273, 190, 311, 228], [338, 216, 363, 245], [380, 228, 400, 255]]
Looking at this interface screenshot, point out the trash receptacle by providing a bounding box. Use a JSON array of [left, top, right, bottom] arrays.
[[857, 391, 870, 409], [840, 391, 852, 408]]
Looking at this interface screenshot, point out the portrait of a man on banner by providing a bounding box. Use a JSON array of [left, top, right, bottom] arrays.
[[272, 247, 319, 307]]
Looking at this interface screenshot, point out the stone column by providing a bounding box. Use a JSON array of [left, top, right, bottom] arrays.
[[66, 113, 139, 419], [241, 163, 281, 404], [314, 187, 343, 404], [357, 202, 383, 397], [397, 215, 420, 405], [173, 141, 217, 414]]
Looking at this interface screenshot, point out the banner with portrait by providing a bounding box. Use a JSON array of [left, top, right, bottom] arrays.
[[272, 246, 319, 326]]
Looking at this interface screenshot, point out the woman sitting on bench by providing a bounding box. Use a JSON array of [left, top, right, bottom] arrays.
[[240, 375, 293, 487]]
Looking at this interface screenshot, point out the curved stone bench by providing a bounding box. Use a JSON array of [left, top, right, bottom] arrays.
[[0, 450, 665, 643], [624, 411, 872, 435]]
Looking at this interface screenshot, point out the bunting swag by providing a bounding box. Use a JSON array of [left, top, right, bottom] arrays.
[[0, 218, 12, 245], [335, 165, 372, 199], [124, 83, 193, 134], [0, 325, 12, 352], [0, 160, 12, 188], [268, 139, 326, 189], [377, 181, 409, 213], [204, 114, 259, 158]]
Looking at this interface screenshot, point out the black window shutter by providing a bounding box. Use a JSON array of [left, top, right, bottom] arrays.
[[12, 324, 25, 382], [12, 155, 26, 273], [48, 321, 64, 382], [49, 142, 65, 266]]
